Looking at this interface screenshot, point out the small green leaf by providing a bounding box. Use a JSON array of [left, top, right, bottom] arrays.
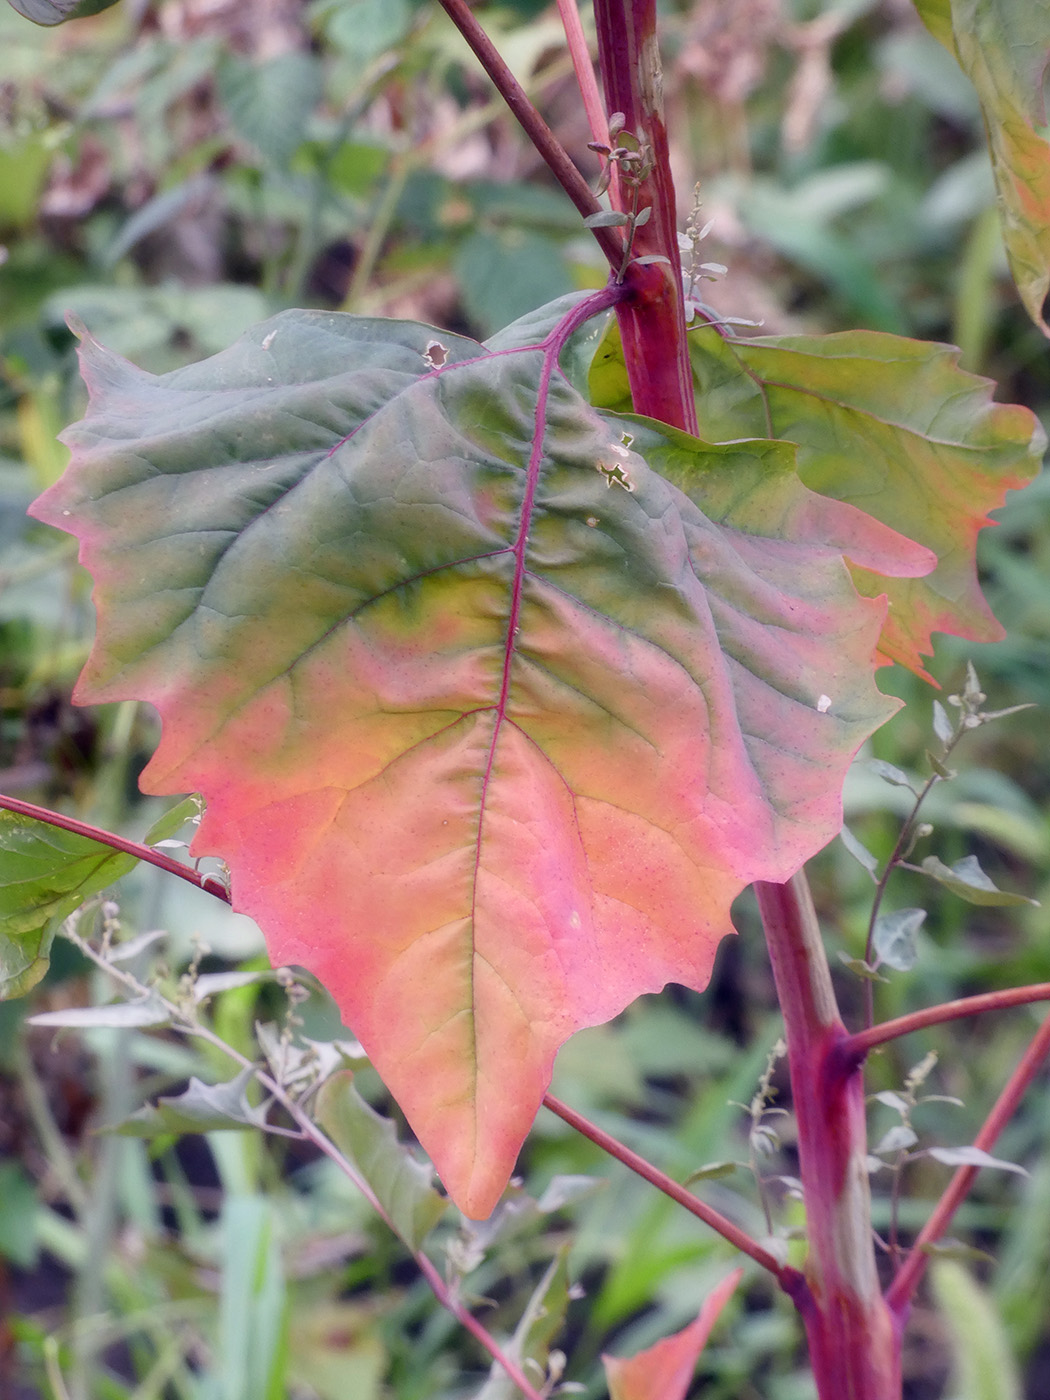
[[872, 1091, 910, 1113], [28, 992, 172, 1029], [632, 206, 652, 227], [872, 908, 926, 972], [837, 951, 888, 982], [217, 1196, 288, 1400], [840, 824, 880, 879], [111, 1068, 268, 1136], [316, 1071, 447, 1251], [923, 1239, 997, 1265], [869, 759, 916, 790], [874, 1124, 918, 1155], [932, 699, 955, 746], [144, 795, 202, 846], [683, 1160, 740, 1185], [473, 1248, 572, 1400], [926, 750, 955, 779], [583, 210, 631, 228], [928, 1145, 1030, 1177], [920, 854, 1038, 907], [0, 807, 136, 1000]]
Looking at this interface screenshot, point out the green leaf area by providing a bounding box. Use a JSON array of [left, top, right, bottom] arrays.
[[0, 808, 135, 999], [32, 304, 933, 1215], [919, 0, 1050, 335], [592, 322, 1044, 682]]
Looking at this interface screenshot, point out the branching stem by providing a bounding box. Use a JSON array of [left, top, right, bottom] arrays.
[[436, 0, 623, 272], [843, 983, 1050, 1063], [886, 1007, 1050, 1312]]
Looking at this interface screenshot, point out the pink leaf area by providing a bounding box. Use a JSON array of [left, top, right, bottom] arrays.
[[603, 1268, 742, 1400], [33, 304, 928, 1215]]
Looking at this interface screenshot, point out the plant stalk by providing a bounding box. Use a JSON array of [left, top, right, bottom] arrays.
[[756, 875, 903, 1400], [593, 0, 697, 433]]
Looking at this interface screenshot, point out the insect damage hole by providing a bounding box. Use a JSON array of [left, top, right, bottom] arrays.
[[424, 340, 449, 369], [597, 460, 634, 491]]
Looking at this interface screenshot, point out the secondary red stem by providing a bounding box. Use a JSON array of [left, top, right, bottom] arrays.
[[542, 1091, 795, 1282], [555, 0, 607, 146], [436, 0, 623, 273], [844, 983, 1050, 1062], [756, 876, 903, 1400], [886, 1007, 1050, 1312], [0, 792, 230, 902]]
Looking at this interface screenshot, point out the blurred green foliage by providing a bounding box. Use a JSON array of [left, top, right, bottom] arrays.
[[1, 0, 1048, 1397]]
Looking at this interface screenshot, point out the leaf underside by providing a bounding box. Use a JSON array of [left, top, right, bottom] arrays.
[[34, 307, 939, 1214]]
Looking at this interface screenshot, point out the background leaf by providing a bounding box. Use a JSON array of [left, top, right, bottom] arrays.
[[924, 0, 1050, 334], [602, 1268, 741, 1400], [0, 807, 135, 999], [315, 1070, 447, 1251]]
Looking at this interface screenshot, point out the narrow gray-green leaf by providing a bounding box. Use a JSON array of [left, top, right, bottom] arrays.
[[840, 824, 880, 879], [928, 1145, 1030, 1177], [111, 1067, 268, 1136], [316, 1070, 447, 1251], [920, 854, 1038, 906], [28, 992, 172, 1029]]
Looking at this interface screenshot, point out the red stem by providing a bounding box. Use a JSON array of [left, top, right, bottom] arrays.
[[555, 0, 607, 147], [414, 1251, 545, 1399], [592, 0, 697, 432], [542, 1091, 796, 1283], [756, 876, 902, 1400], [844, 984, 1050, 1062], [436, 0, 623, 273], [0, 792, 231, 902], [885, 1007, 1050, 1312]]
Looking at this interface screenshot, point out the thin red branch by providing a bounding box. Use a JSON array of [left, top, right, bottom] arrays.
[[885, 1007, 1050, 1312], [414, 1250, 545, 1399], [436, 0, 623, 273], [541, 1091, 794, 1282], [555, 0, 606, 146], [844, 984, 1050, 1063], [0, 792, 231, 903]]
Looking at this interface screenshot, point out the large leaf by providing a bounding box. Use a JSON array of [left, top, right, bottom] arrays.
[[602, 1268, 742, 1400], [670, 326, 1044, 681], [31, 306, 931, 1215], [0, 806, 136, 999], [918, 0, 1050, 334]]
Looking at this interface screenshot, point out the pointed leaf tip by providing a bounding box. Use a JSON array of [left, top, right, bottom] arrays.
[[603, 1269, 742, 1400]]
